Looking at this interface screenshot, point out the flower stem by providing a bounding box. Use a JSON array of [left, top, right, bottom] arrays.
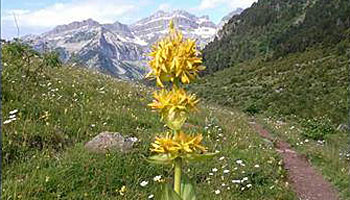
[[174, 157, 182, 195]]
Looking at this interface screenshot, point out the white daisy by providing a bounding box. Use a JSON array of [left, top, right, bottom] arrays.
[[140, 181, 149, 187], [9, 109, 18, 115], [232, 180, 241, 184], [153, 175, 162, 182]]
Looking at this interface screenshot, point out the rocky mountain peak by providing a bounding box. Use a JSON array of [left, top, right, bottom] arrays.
[[23, 10, 220, 80], [130, 9, 217, 47], [48, 18, 101, 35]]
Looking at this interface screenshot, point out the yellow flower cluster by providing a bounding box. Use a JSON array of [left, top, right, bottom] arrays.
[[150, 131, 207, 155], [147, 21, 212, 169], [148, 88, 199, 130], [147, 21, 205, 87]]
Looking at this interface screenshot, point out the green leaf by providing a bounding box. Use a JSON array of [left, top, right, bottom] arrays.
[[180, 175, 196, 200], [158, 184, 182, 200], [146, 154, 178, 165], [182, 152, 218, 163]]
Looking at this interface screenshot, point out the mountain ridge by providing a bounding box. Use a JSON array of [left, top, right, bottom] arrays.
[[23, 9, 225, 80]]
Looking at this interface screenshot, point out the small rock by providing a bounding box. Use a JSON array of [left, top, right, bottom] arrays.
[[84, 132, 138, 153]]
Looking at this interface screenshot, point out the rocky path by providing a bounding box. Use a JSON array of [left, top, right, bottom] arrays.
[[249, 120, 339, 200]]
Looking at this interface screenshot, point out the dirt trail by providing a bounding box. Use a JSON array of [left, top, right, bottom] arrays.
[[249, 121, 339, 200]]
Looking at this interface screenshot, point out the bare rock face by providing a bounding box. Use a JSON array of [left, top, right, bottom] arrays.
[[22, 10, 219, 80], [84, 132, 138, 153]]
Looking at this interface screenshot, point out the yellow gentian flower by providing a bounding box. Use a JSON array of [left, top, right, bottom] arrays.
[[148, 88, 199, 130], [147, 20, 205, 87], [150, 131, 207, 156]]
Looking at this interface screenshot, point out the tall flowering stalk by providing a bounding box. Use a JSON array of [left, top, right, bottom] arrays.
[[147, 20, 216, 198]]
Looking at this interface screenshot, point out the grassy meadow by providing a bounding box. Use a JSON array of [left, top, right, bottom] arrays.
[[191, 45, 350, 199], [2, 42, 296, 199]]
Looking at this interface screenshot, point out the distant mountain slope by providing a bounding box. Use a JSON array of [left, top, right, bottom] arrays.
[[130, 10, 217, 49], [218, 8, 243, 28], [203, 0, 350, 74], [23, 10, 219, 80], [24, 19, 147, 80]]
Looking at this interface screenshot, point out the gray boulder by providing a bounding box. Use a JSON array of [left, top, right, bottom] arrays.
[[84, 132, 138, 153]]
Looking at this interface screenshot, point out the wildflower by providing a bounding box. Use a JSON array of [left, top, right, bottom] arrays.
[[247, 184, 252, 188], [148, 194, 154, 199], [9, 115, 16, 119], [45, 176, 50, 182], [140, 180, 149, 187], [212, 168, 218, 172], [242, 177, 248, 182], [236, 159, 245, 166], [209, 173, 214, 176], [9, 109, 18, 115], [214, 190, 221, 194], [148, 88, 199, 130], [232, 180, 241, 184], [236, 160, 243, 164], [223, 170, 230, 174], [147, 20, 205, 87], [3, 119, 13, 124], [146, 20, 215, 197], [219, 156, 225, 161], [221, 183, 226, 186], [119, 186, 126, 196], [153, 175, 162, 182], [150, 131, 206, 156], [254, 164, 260, 168]]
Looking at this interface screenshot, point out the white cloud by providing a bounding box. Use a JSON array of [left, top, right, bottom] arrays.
[[2, 0, 137, 29], [198, 0, 257, 10]]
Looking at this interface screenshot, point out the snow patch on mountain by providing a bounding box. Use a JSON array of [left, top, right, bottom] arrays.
[[23, 10, 223, 80]]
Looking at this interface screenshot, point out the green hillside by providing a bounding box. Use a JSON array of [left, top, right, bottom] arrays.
[[203, 0, 350, 74], [2, 41, 296, 199], [191, 0, 350, 198], [191, 46, 350, 198], [194, 47, 348, 125]]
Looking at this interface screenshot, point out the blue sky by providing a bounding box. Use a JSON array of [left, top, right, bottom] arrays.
[[1, 0, 257, 39]]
